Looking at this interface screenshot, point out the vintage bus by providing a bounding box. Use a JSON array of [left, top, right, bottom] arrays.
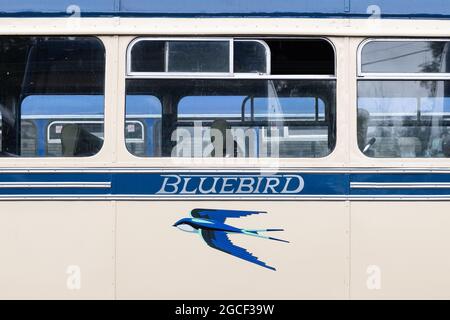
[[1, 0, 450, 299]]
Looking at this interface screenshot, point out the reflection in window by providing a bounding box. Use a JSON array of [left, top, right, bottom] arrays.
[[130, 40, 166, 73], [358, 81, 450, 158], [0, 37, 105, 158], [126, 79, 336, 158], [130, 39, 231, 74], [361, 41, 450, 74], [129, 38, 335, 76], [20, 121, 37, 157], [168, 41, 230, 73], [125, 95, 162, 157], [234, 40, 269, 74]]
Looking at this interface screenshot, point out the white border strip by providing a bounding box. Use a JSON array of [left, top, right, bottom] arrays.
[[351, 182, 450, 189], [1, 167, 450, 174], [0, 194, 449, 201], [0, 182, 111, 189]]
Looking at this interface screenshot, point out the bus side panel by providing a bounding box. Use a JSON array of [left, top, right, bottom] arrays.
[[351, 202, 450, 299], [0, 201, 115, 299], [116, 201, 348, 299]]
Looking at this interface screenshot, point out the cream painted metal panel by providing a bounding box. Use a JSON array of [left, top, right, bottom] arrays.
[[351, 202, 450, 299], [116, 201, 349, 299], [0, 18, 450, 38], [0, 202, 115, 299]]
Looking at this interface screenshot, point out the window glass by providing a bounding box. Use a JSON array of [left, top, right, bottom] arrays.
[[361, 41, 450, 74], [0, 113, 2, 152], [234, 40, 268, 74], [358, 80, 450, 158], [168, 41, 230, 73], [130, 40, 165, 73], [126, 79, 336, 158], [130, 39, 335, 76], [266, 39, 335, 75], [252, 97, 325, 121], [0, 37, 105, 158], [20, 121, 37, 157], [125, 95, 162, 157]]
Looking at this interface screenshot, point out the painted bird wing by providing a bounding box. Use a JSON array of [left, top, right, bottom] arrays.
[[200, 229, 276, 271], [191, 209, 266, 223]]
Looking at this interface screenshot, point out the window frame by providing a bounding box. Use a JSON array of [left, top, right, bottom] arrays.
[[127, 37, 235, 77], [125, 37, 337, 159], [0, 36, 107, 159], [232, 39, 272, 75], [358, 38, 450, 79], [127, 37, 336, 79], [357, 38, 450, 159]]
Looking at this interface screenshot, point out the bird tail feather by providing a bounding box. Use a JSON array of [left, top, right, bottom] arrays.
[[243, 229, 290, 243]]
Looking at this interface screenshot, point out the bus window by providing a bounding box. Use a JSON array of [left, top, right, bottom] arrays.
[[358, 40, 450, 158], [361, 40, 450, 74], [126, 79, 335, 158], [0, 37, 105, 158], [126, 38, 336, 158], [129, 39, 232, 75]]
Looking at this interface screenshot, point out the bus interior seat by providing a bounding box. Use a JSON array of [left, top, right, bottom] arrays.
[[278, 141, 328, 158], [357, 108, 370, 151], [397, 137, 422, 157], [210, 119, 239, 157], [373, 137, 399, 157], [61, 124, 103, 157]]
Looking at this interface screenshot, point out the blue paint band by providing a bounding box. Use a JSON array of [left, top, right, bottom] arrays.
[[0, 171, 450, 199]]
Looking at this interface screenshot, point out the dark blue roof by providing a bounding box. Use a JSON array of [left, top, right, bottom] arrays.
[[1, 0, 450, 19]]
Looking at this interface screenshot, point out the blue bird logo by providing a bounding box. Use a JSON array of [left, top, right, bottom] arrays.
[[173, 209, 289, 271]]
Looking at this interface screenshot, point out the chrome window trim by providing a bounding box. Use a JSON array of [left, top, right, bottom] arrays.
[[125, 74, 336, 80], [127, 37, 336, 79], [358, 38, 450, 79], [358, 75, 450, 80]]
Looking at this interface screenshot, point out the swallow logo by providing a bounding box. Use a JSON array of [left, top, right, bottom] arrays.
[[173, 209, 289, 271]]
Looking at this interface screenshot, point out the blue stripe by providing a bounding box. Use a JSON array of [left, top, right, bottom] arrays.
[[0, 171, 449, 198]]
